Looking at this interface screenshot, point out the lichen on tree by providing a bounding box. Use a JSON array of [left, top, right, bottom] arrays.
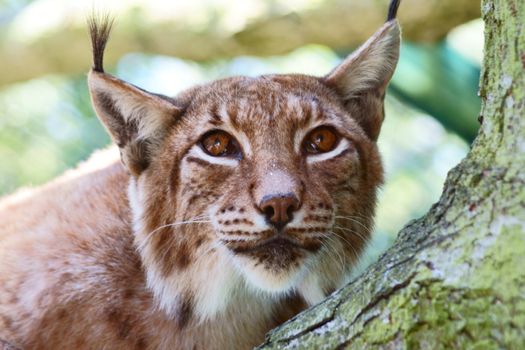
[[257, 0, 525, 348]]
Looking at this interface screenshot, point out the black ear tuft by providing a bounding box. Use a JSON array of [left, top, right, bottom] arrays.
[[87, 14, 114, 73], [387, 0, 401, 22]]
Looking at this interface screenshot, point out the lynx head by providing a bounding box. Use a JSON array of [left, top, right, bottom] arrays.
[[87, 2, 400, 325]]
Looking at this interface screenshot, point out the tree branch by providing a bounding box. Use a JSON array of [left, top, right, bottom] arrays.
[[0, 0, 480, 86]]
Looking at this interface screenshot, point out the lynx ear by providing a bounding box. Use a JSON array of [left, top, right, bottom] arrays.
[[87, 16, 183, 176], [324, 19, 401, 141]]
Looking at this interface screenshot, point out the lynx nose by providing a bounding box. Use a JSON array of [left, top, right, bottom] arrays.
[[259, 194, 300, 231]]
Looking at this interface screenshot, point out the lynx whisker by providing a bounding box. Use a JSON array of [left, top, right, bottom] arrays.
[[334, 215, 372, 235], [299, 223, 346, 272], [193, 240, 223, 262], [333, 225, 369, 245], [330, 230, 362, 263], [317, 232, 346, 275], [331, 227, 375, 263], [137, 217, 211, 251]]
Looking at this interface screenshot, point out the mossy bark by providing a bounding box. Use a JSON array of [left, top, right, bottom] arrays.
[[257, 1, 525, 349], [0, 0, 480, 86]]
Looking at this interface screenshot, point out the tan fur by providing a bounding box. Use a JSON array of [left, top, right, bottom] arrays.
[[0, 17, 400, 350]]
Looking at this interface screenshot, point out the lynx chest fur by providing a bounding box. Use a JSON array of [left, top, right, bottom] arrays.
[[0, 2, 401, 349]]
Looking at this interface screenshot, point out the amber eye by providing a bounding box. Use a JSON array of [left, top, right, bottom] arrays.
[[303, 126, 339, 154], [200, 130, 241, 158]]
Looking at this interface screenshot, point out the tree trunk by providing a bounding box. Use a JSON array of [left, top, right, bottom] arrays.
[[257, 0, 525, 348], [0, 0, 480, 86]]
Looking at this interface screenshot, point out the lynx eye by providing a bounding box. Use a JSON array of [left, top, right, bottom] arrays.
[[200, 130, 241, 158], [303, 126, 339, 154]]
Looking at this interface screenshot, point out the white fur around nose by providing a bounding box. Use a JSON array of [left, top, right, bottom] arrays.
[[256, 165, 298, 202]]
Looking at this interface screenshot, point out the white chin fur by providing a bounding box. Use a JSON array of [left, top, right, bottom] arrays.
[[234, 255, 307, 294]]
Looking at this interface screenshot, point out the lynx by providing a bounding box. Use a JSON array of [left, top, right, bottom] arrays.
[[0, 1, 401, 349]]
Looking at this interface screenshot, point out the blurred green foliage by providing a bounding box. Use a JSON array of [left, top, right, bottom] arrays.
[[391, 42, 480, 142], [0, 77, 109, 193]]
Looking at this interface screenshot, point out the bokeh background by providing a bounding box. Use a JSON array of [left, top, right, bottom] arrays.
[[0, 0, 483, 273]]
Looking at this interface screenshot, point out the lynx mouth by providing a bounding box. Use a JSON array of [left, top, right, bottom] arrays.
[[223, 233, 325, 291], [225, 235, 322, 255], [231, 236, 298, 254]]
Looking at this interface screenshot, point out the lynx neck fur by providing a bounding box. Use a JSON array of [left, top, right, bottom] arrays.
[[0, 1, 401, 349]]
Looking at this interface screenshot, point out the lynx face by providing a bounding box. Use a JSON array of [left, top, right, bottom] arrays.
[[170, 76, 378, 294], [88, 17, 400, 321]]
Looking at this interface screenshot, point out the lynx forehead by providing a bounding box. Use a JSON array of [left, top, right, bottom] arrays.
[[0, 1, 401, 349]]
